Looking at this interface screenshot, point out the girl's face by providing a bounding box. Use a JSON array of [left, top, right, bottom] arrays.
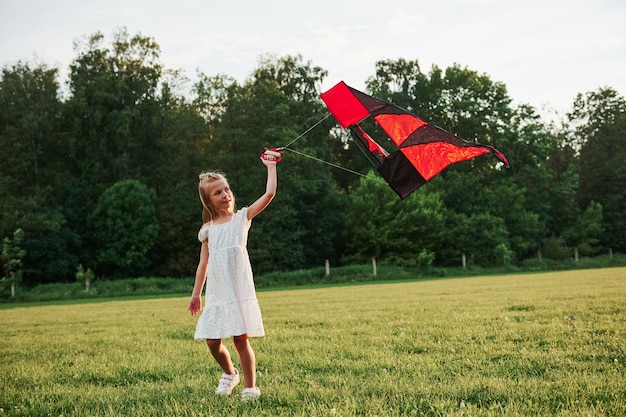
[[207, 178, 234, 213]]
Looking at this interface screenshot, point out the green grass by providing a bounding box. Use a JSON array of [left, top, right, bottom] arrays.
[[4, 253, 625, 304], [1, 268, 625, 416]]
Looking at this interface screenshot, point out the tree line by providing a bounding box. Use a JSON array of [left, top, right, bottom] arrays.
[[1, 28, 625, 288]]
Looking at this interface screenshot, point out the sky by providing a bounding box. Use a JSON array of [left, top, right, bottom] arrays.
[[1, 0, 625, 120]]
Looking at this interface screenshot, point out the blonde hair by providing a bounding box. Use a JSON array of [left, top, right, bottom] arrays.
[[198, 171, 236, 223]]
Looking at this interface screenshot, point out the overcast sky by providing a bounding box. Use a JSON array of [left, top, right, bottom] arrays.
[[1, 0, 625, 119]]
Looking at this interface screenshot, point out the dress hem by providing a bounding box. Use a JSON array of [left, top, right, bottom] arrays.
[[194, 332, 265, 341]]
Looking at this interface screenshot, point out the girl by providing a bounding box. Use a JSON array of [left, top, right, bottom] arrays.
[[188, 152, 279, 401]]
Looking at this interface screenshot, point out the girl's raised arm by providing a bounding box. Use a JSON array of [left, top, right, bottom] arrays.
[[247, 156, 278, 220]]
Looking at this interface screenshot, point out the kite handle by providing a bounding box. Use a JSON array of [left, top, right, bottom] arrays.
[[262, 147, 284, 162]]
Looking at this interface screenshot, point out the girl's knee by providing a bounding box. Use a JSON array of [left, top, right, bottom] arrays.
[[232, 334, 249, 349], [206, 338, 222, 350]]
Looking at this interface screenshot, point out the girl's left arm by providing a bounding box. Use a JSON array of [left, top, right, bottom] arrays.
[[247, 157, 277, 220]]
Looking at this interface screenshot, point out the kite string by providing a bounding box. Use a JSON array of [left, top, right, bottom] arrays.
[[275, 112, 387, 185], [281, 148, 371, 179], [278, 113, 332, 151]]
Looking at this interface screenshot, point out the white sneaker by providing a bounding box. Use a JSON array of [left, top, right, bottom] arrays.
[[215, 370, 239, 395], [241, 387, 261, 402]]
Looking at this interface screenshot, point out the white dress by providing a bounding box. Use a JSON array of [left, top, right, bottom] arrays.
[[194, 207, 265, 340]]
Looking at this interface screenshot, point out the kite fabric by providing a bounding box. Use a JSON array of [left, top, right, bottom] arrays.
[[320, 81, 509, 199]]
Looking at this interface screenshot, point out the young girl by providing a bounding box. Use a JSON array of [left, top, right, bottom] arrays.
[[188, 152, 279, 401]]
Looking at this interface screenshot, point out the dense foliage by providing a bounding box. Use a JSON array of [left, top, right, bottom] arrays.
[[1, 29, 624, 286]]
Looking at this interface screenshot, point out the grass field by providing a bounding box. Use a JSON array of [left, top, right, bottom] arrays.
[[1, 268, 625, 416]]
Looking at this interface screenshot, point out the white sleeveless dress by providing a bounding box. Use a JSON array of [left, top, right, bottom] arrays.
[[194, 207, 265, 340]]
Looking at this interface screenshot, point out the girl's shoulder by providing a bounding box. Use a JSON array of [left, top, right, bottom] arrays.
[[234, 207, 253, 224], [198, 223, 211, 242], [235, 207, 248, 219]]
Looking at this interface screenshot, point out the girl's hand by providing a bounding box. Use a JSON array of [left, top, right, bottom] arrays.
[[261, 148, 283, 164], [260, 156, 277, 167], [188, 294, 202, 316]]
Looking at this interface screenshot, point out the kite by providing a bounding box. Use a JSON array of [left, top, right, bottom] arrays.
[[319, 81, 510, 199]]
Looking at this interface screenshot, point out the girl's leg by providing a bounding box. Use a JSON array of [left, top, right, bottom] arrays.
[[233, 334, 256, 388], [206, 339, 236, 375]]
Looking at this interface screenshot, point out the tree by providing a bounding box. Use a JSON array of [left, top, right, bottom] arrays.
[[1, 229, 26, 299], [437, 209, 511, 267], [62, 29, 204, 276], [147, 72, 218, 276], [342, 172, 445, 266], [569, 87, 626, 252], [63, 28, 163, 187], [502, 105, 577, 243], [485, 179, 539, 261], [563, 201, 604, 257], [0, 62, 63, 194], [0, 61, 75, 284], [90, 180, 159, 277], [464, 213, 510, 266], [75, 264, 95, 291]]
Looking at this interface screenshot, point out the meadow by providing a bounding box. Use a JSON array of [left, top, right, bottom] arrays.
[[1, 268, 625, 416]]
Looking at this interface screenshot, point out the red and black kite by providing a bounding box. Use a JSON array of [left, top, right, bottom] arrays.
[[320, 81, 509, 199]]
